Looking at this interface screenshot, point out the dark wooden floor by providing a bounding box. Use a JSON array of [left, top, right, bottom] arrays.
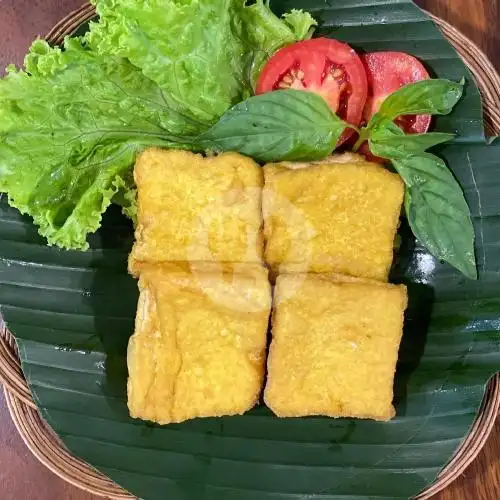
[[417, 0, 499, 71], [0, 1, 498, 499]]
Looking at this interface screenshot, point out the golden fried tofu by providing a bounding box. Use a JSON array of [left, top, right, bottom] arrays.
[[263, 153, 404, 281], [129, 149, 264, 275], [264, 274, 407, 421], [127, 264, 271, 424]]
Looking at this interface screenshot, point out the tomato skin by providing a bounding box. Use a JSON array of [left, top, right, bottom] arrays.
[[357, 51, 431, 162], [357, 142, 387, 164], [360, 51, 431, 133], [256, 38, 368, 134]]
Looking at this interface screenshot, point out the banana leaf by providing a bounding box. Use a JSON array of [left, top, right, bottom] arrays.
[[1, 1, 499, 499]]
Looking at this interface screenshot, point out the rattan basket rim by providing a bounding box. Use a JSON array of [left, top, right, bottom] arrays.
[[1, 3, 500, 499]]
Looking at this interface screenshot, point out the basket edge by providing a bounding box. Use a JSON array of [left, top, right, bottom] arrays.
[[0, 4, 499, 500]]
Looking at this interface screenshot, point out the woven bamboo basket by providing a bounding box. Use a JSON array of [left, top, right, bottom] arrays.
[[1, 3, 500, 499]]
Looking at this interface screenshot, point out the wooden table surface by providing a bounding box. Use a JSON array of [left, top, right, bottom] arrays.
[[0, 0, 499, 499]]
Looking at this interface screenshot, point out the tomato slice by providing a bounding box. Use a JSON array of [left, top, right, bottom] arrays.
[[256, 38, 368, 136], [360, 51, 431, 133]]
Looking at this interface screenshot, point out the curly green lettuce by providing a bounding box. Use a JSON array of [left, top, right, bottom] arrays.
[[0, 1, 316, 250], [0, 39, 194, 250], [87, 0, 316, 124], [236, 5, 317, 85]]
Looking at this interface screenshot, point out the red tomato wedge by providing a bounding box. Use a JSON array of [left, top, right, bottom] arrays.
[[256, 38, 368, 137], [360, 51, 432, 133]]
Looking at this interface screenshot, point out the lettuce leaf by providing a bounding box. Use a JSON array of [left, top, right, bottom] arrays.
[[235, 4, 317, 85], [0, 39, 195, 250], [87, 0, 316, 124], [0, 1, 316, 251]]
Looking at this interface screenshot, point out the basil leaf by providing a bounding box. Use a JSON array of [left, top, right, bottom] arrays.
[[197, 90, 349, 162], [378, 79, 464, 120], [370, 119, 455, 159], [392, 153, 477, 279]]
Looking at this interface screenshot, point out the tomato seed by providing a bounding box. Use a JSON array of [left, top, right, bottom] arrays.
[[332, 68, 345, 79]]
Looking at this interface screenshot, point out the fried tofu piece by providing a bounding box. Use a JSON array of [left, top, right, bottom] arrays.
[[263, 153, 404, 281], [264, 274, 407, 421], [129, 149, 264, 275], [127, 264, 271, 424]]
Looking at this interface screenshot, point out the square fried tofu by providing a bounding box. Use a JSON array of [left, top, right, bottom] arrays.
[[264, 274, 407, 421], [263, 153, 404, 281], [129, 149, 264, 275], [127, 264, 271, 424]]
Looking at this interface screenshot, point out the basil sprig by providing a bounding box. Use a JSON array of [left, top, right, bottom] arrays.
[[362, 80, 477, 279], [354, 78, 464, 150]]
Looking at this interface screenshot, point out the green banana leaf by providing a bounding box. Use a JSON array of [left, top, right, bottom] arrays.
[[1, 1, 499, 499]]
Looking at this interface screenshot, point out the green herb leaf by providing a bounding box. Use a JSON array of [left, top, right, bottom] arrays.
[[392, 153, 477, 279], [369, 118, 455, 159], [197, 90, 349, 162], [378, 79, 464, 120]]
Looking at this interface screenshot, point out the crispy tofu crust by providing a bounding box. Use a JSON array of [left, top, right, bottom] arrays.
[[264, 274, 407, 421], [263, 154, 404, 281], [129, 149, 264, 275], [127, 265, 271, 424]]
